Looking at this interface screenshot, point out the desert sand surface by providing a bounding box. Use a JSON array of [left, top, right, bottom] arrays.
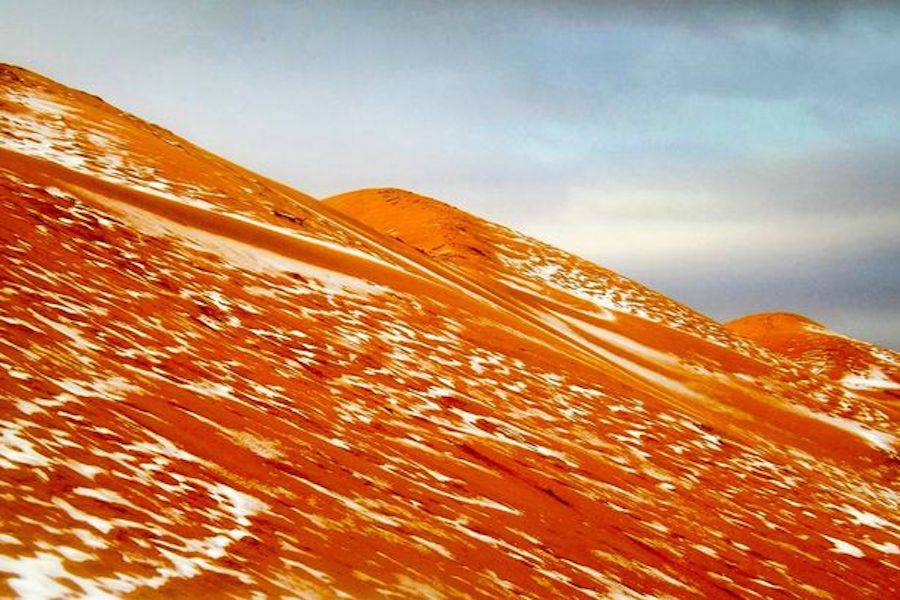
[[0, 64, 897, 598]]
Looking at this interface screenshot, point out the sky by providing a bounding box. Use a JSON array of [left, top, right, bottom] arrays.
[[2, 1, 898, 347]]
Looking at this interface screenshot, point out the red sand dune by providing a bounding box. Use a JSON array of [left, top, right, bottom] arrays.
[[0, 64, 897, 598], [728, 312, 899, 410]]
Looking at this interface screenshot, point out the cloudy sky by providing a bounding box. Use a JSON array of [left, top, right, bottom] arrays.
[[2, 1, 898, 346]]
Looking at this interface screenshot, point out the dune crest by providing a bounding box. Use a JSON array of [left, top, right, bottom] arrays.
[[728, 312, 900, 404]]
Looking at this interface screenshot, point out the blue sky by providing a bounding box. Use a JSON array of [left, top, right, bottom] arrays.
[[2, 1, 898, 346]]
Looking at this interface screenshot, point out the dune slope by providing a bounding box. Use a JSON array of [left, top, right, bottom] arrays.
[[0, 65, 898, 598]]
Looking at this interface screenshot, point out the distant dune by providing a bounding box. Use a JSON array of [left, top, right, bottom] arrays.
[[728, 312, 899, 405]]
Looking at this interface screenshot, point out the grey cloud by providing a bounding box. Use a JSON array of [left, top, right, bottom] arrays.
[[559, 141, 900, 220], [536, 1, 900, 33], [629, 242, 900, 348]]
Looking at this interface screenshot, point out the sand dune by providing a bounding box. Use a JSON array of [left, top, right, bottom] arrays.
[[0, 64, 897, 598]]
